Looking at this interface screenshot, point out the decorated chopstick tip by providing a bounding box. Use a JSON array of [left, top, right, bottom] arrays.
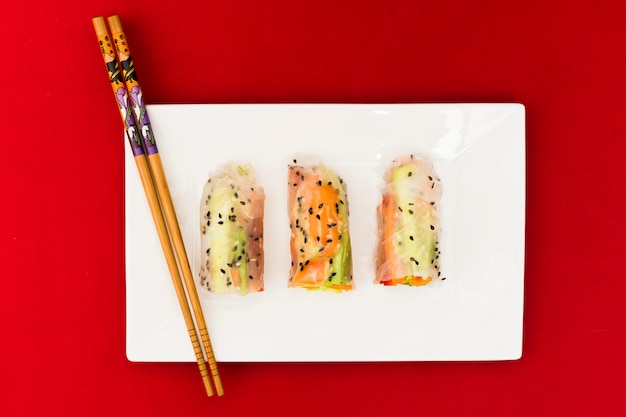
[[91, 16, 106, 34], [105, 15, 158, 156], [107, 15, 131, 56], [92, 17, 114, 59], [107, 15, 123, 34]]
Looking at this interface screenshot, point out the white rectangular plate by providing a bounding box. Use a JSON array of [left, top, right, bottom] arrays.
[[125, 103, 525, 362]]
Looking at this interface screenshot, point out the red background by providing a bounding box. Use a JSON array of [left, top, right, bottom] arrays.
[[2, 1, 625, 415]]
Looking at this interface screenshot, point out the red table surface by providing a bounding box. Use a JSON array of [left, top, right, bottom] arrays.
[[2, 1, 625, 416]]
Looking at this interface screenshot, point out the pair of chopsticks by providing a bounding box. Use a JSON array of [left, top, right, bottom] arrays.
[[92, 15, 223, 397]]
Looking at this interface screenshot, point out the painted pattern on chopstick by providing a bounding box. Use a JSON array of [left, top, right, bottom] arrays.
[[110, 31, 158, 155], [96, 33, 143, 156]]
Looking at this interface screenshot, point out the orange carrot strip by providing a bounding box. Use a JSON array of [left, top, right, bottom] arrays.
[[291, 257, 328, 287], [382, 193, 403, 280]]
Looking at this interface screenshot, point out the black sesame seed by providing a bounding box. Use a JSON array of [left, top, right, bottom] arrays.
[[441, 277, 446, 281], [309, 207, 313, 215], [408, 171, 413, 177], [409, 210, 414, 215], [207, 211, 211, 218], [327, 181, 332, 186], [398, 207, 403, 212], [316, 236, 320, 242], [220, 269, 226, 274], [207, 220, 211, 226], [326, 239, 333, 243], [409, 236, 414, 241], [254, 237, 260, 241], [430, 225, 435, 230], [300, 248, 305, 253], [232, 245, 238, 251], [428, 176, 433, 180], [338, 234, 342, 240], [316, 214, 321, 220], [304, 237, 308, 244], [317, 180, 322, 186], [305, 260, 310, 265], [319, 247, 325, 252], [293, 159, 297, 163], [218, 213, 222, 218], [293, 183, 297, 187], [318, 203, 323, 209], [206, 248, 210, 254], [329, 258, 333, 264], [331, 272, 337, 277], [249, 275, 254, 280], [234, 192, 238, 198], [218, 221, 224, 225]]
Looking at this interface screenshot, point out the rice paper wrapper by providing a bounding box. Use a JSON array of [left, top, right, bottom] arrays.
[[287, 156, 354, 292], [199, 163, 265, 295], [375, 154, 443, 286]]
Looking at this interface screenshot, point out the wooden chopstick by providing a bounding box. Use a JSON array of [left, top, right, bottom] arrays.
[[92, 16, 220, 397]]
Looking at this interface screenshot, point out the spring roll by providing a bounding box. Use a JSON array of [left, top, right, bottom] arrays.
[[199, 164, 264, 295], [287, 159, 353, 291], [375, 155, 442, 286]]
